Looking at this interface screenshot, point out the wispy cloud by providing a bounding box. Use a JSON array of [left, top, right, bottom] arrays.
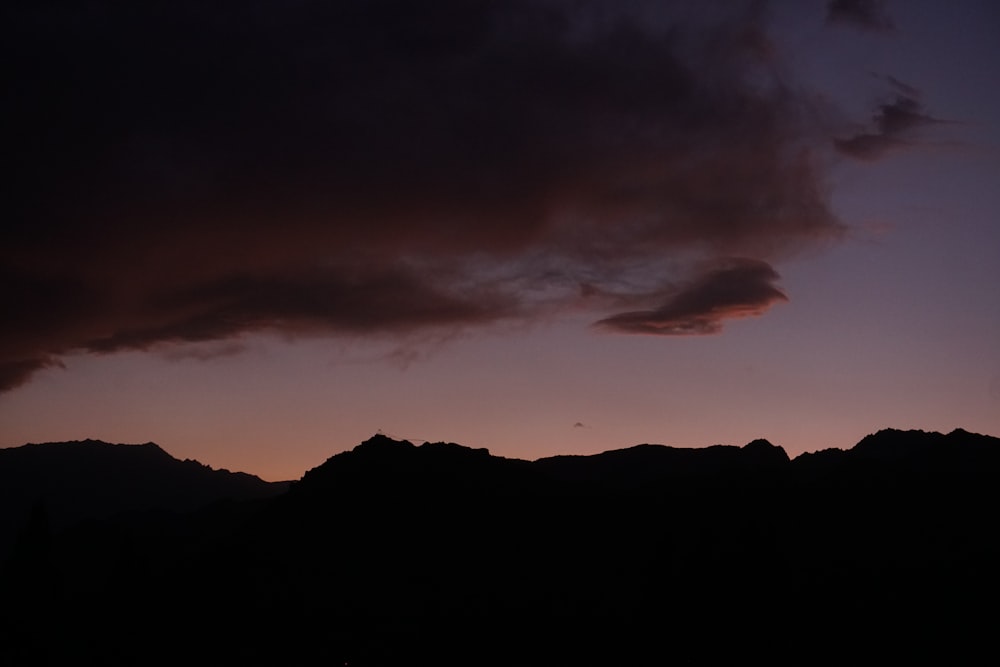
[[594, 259, 788, 335], [835, 90, 943, 161]]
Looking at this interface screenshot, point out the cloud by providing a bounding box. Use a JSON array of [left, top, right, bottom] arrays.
[[81, 267, 513, 353], [826, 0, 895, 32], [594, 259, 788, 335], [0, 357, 64, 393], [158, 341, 246, 362], [835, 91, 942, 161], [885, 75, 919, 99], [2, 1, 846, 391]]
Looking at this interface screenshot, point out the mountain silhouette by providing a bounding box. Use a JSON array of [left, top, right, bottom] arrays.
[[0, 439, 289, 561], [1, 428, 998, 665]]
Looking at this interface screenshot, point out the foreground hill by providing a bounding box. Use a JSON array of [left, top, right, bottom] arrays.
[[2, 428, 999, 665]]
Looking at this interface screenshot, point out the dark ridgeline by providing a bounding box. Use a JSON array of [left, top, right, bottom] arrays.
[[1, 429, 998, 665], [0, 439, 289, 553]]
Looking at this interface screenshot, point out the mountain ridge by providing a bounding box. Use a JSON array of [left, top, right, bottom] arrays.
[[8, 426, 997, 488], [2, 426, 999, 665], [0, 437, 290, 561]]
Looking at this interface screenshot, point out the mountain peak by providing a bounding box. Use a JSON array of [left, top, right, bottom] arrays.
[[742, 438, 790, 464], [849, 428, 1000, 470], [355, 433, 415, 451]]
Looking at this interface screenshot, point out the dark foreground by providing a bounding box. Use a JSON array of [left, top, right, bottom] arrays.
[[2, 429, 999, 665]]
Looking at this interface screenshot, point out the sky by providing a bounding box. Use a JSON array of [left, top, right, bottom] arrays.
[[3, 0, 999, 481]]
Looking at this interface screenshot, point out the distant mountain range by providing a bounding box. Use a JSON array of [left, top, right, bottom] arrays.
[[2, 428, 999, 665]]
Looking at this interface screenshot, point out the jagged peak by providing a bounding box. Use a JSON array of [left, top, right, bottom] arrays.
[[347, 435, 495, 464], [355, 433, 415, 450], [848, 428, 1000, 468], [742, 438, 790, 462], [420, 440, 493, 457]]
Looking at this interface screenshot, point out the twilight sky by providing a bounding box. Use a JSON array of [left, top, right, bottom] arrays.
[[3, 0, 999, 481]]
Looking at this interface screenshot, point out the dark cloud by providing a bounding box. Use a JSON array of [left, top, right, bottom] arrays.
[[2, 1, 845, 391], [594, 259, 788, 335], [826, 0, 894, 32], [158, 342, 246, 363], [835, 93, 942, 161], [0, 357, 64, 393], [80, 266, 513, 354]]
